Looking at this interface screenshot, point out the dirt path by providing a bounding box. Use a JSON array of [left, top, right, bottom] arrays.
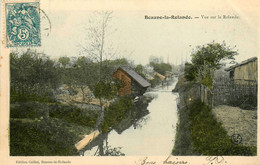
[[212, 105, 257, 147]]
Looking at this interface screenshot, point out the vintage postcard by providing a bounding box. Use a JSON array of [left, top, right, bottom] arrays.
[[0, 0, 259, 164]]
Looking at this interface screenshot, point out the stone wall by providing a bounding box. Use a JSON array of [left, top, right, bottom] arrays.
[[213, 79, 257, 107]]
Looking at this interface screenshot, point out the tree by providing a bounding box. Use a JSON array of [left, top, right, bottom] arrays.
[[184, 62, 197, 81], [58, 57, 70, 68], [10, 50, 60, 102], [134, 64, 146, 78], [68, 56, 98, 102], [79, 11, 118, 137], [185, 41, 237, 103], [150, 62, 172, 75]]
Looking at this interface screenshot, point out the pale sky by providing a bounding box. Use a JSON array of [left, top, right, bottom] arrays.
[[7, 1, 259, 66]]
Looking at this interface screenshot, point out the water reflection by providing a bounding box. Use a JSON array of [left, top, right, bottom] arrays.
[[83, 79, 178, 156], [95, 135, 125, 156]]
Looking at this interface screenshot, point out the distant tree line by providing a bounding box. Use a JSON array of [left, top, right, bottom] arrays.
[[10, 50, 132, 103]]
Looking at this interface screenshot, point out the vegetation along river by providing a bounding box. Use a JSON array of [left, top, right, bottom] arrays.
[[84, 80, 179, 156]]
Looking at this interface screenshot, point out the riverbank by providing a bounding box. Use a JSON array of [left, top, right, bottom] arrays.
[[172, 75, 257, 156], [80, 95, 154, 155], [10, 94, 153, 156], [82, 80, 178, 156]]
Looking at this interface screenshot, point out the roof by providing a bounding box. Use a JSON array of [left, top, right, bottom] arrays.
[[225, 57, 257, 71], [118, 66, 151, 87]]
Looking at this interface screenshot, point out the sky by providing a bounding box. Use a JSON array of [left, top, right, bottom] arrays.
[[6, 1, 259, 66]]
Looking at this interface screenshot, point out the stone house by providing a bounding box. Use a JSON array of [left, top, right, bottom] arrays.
[[112, 66, 151, 97]]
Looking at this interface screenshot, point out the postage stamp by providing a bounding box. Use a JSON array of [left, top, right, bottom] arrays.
[[5, 2, 40, 47]]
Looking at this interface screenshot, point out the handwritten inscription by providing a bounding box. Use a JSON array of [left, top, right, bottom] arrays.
[[136, 156, 189, 165], [204, 156, 227, 165]]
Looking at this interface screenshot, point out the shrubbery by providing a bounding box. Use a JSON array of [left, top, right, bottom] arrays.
[[10, 52, 60, 103], [10, 101, 98, 155], [10, 119, 80, 156], [150, 76, 161, 87], [101, 96, 132, 133], [49, 103, 98, 128], [10, 102, 49, 119]]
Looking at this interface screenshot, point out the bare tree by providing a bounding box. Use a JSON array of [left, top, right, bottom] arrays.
[[79, 11, 116, 132]]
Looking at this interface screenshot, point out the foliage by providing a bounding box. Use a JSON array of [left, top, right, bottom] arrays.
[[184, 42, 237, 89], [150, 62, 172, 75], [93, 80, 120, 100], [172, 105, 197, 155], [49, 103, 98, 127], [189, 100, 256, 155], [101, 146, 125, 156], [10, 118, 81, 156], [101, 96, 133, 133], [191, 42, 237, 69], [200, 74, 213, 90], [10, 102, 49, 119], [10, 51, 61, 103], [58, 57, 70, 68], [184, 62, 197, 81], [150, 76, 161, 87], [79, 11, 127, 130], [134, 64, 146, 78]]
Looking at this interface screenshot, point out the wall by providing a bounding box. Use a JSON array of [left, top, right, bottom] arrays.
[[131, 80, 147, 96], [213, 79, 257, 107], [113, 69, 132, 96], [233, 60, 258, 84]]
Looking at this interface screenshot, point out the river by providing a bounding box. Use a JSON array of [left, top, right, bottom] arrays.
[[84, 79, 179, 156]]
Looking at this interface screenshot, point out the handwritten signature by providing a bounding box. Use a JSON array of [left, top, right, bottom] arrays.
[[135, 156, 189, 165], [205, 156, 226, 165]]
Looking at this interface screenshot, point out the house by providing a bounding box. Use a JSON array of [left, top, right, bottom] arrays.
[[225, 57, 258, 85], [112, 66, 151, 96]]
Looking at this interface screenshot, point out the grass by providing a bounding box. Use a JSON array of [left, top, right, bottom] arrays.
[[172, 105, 197, 155], [172, 99, 257, 156], [189, 100, 256, 156]]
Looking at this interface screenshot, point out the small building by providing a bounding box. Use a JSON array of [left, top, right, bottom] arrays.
[[225, 57, 258, 85], [113, 66, 151, 97]]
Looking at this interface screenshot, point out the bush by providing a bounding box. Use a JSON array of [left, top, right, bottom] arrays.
[[10, 119, 79, 156], [49, 103, 98, 128], [150, 76, 161, 87], [184, 62, 197, 81], [10, 102, 49, 119], [101, 96, 132, 133]]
